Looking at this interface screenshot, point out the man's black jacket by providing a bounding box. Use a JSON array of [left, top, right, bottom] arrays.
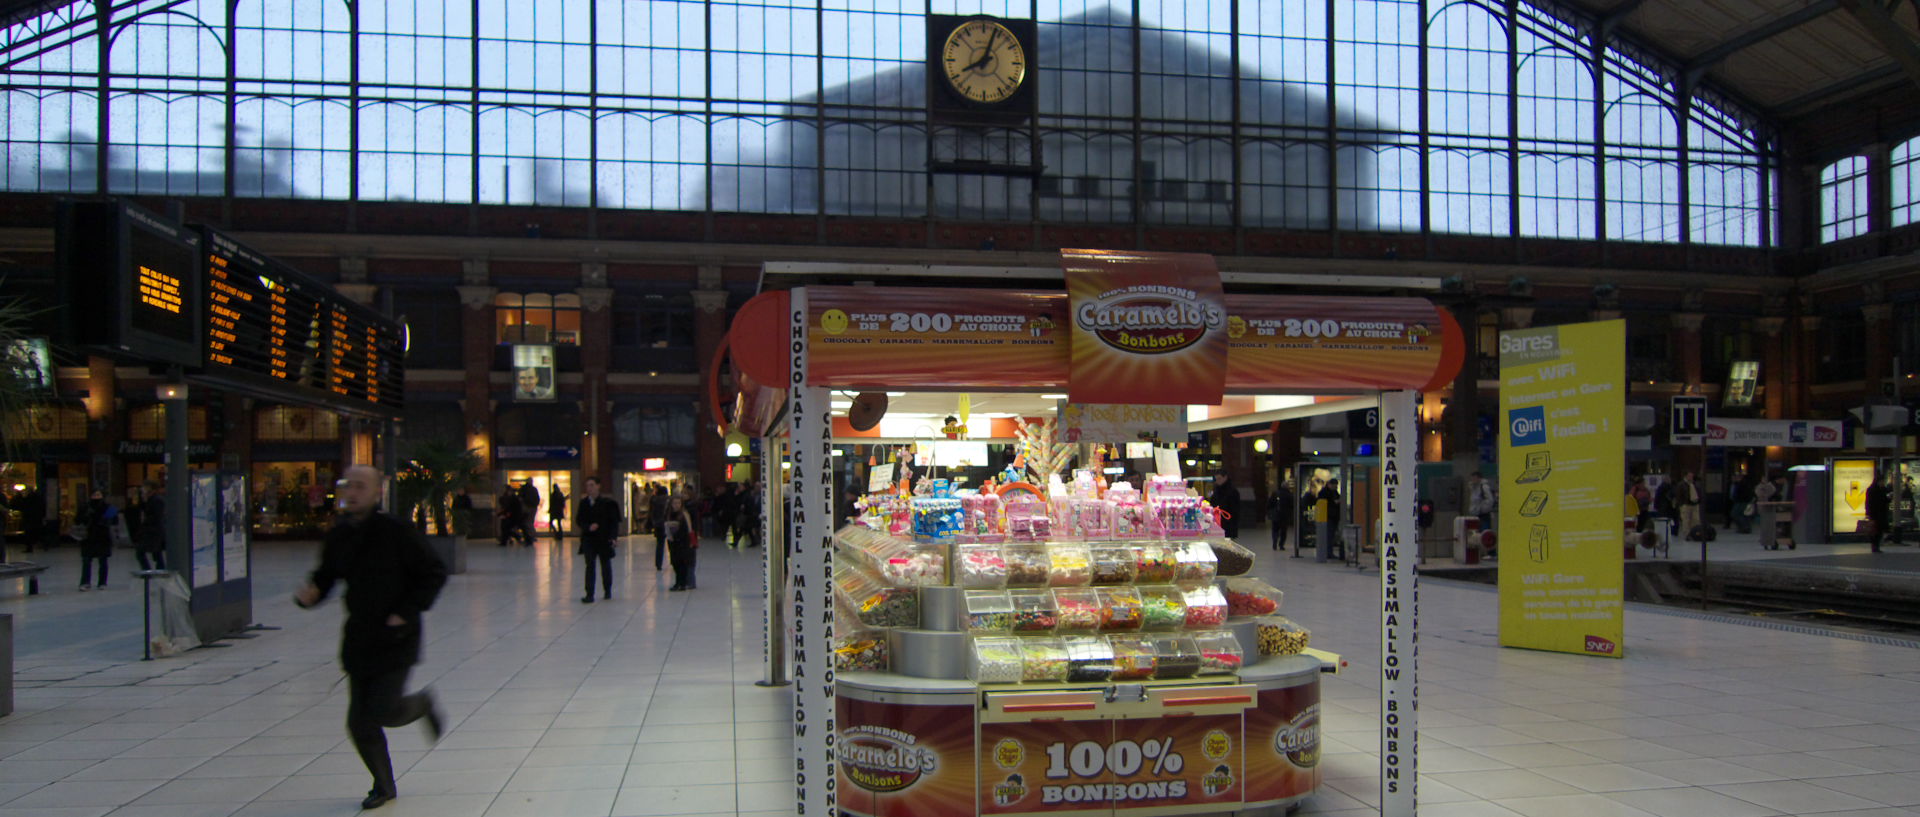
[[306, 512, 448, 677], [577, 496, 621, 555]]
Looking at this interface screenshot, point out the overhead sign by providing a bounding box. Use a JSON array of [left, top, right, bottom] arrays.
[[1063, 249, 1227, 405], [59, 200, 205, 368], [201, 228, 407, 417], [1497, 321, 1626, 659], [495, 445, 580, 460], [1705, 418, 1842, 448], [1670, 396, 1708, 445], [801, 286, 1461, 394], [1059, 402, 1187, 444], [642, 457, 668, 471]]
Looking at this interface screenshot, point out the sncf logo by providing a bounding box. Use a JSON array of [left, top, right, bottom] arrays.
[[1584, 635, 1617, 655]]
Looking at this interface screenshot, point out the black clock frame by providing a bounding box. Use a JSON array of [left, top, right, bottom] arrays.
[[926, 14, 1038, 124]]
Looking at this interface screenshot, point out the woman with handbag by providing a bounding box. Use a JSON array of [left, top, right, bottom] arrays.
[[665, 496, 697, 591]]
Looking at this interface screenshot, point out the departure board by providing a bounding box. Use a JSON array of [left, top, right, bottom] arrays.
[[201, 228, 405, 417], [58, 200, 205, 368]]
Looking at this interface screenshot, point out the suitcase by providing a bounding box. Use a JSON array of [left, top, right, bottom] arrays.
[[1688, 524, 1717, 543]]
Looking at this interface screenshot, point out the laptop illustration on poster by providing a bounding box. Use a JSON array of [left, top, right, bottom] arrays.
[[1516, 451, 1552, 484]]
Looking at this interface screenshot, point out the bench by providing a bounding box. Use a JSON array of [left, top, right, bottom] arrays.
[[0, 563, 48, 595]]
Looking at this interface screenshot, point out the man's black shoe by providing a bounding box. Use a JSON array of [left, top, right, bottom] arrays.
[[581, 595, 594, 603], [362, 789, 396, 809]]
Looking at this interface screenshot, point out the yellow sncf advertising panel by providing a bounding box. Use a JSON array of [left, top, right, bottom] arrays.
[[1497, 320, 1626, 658]]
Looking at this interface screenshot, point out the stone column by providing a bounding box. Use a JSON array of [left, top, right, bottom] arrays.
[[458, 275, 498, 478], [580, 272, 613, 485], [1864, 302, 1893, 391], [1446, 304, 1482, 472], [85, 356, 119, 496], [692, 285, 730, 489], [1671, 312, 1705, 390], [1756, 317, 1786, 420]]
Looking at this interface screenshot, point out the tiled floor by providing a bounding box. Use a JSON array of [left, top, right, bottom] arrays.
[[0, 528, 1916, 816]]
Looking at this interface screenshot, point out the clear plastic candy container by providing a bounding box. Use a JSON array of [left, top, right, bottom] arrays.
[[1192, 631, 1245, 674], [1047, 545, 1093, 587], [1255, 616, 1312, 656], [964, 590, 1015, 634], [1009, 588, 1059, 633], [971, 636, 1025, 684], [1018, 637, 1069, 683], [1096, 587, 1145, 632], [1149, 635, 1201, 679], [1174, 541, 1220, 583], [1223, 577, 1285, 618], [1108, 635, 1158, 681], [1136, 585, 1187, 631], [1003, 543, 1052, 587], [956, 544, 1009, 588], [1182, 584, 1228, 629], [1063, 636, 1116, 683], [1090, 544, 1139, 585], [1053, 588, 1102, 633]]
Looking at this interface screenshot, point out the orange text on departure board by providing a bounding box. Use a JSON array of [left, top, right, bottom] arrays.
[[137, 266, 182, 314]]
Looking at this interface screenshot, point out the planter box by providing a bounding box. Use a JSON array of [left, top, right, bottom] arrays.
[[427, 535, 467, 575]]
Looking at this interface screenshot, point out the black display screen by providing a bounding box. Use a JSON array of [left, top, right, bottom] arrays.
[[202, 229, 405, 416]]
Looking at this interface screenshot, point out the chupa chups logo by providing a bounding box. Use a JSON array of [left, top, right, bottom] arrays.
[[1274, 703, 1320, 769], [1075, 284, 1225, 355], [1584, 635, 1617, 655], [838, 725, 939, 793]]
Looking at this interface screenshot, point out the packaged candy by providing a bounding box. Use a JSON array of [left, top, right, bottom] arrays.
[[1175, 542, 1219, 583], [833, 632, 890, 672], [1153, 496, 1207, 536], [1108, 484, 1150, 539], [1223, 577, 1284, 617], [1090, 545, 1139, 585], [1135, 544, 1179, 584], [971, 636, 1024, 684], [1136, 585, 1187, 631], [1145, 475, 1187, 502], [1108, 635, 1158, 680], [1018, 637, 1070, 682], [1097, 587, 1144, 632], [1149, 635, 1201, 679], [911, 497, 965, 542], [1063, 636, 1116, 683], [1066, 497, 1112, 539], [1182, 584, 1228, 629], [1255, 616, 1312, 656], [1192, 631, 1244, 674], [962, 492, 1006, 539], [1052, 588, 1102, 632], [965, 590, 1015, 634], [1207, 538, 1256, 576], [1005, 495, 1051, 542], [956, 544, 1009, 588], [1047, 545, 1093, 586], [1009, 588, 1059, 633], [1003, 544, 1051, 587]]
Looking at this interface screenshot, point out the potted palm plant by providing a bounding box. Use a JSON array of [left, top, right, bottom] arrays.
[[396, 441, 482, 574]]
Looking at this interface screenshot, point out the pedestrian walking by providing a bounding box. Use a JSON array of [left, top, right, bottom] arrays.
[[293, 465, 448, 811], [665, 495, 697, 591], [78, 490, 114, 590], [1267, 477, 1295, 551], [1208, 476, 1243, 539], [135, 480, 166, 571], [737, 484, 762, 548], [547, 482, 567, 539], [517, 480, 540, 544], [1867, 471, 1892, 553], [1467, 471, 1495, 531], [497, 486, 524, 547], [648, 486, 668, 571], [1677, 472, 1704, 540], [577, 477, 619, 603]]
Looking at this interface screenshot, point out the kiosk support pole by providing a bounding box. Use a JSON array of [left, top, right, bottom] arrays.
[[1379, 390, 1419, 816], [161, 375, 190, 582], [786, 289, 836, 816], [758, 436, 790, 687]]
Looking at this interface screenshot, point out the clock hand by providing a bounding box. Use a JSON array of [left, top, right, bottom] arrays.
[[965, 27, 1000, 73]]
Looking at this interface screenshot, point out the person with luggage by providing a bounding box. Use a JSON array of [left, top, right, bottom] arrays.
[[293, 465, 447, 810], [517, 480, 540, 544], [1629, 475, 1653, 535], [576, 477, 619, 603], [1208, 476, 1243, 540], [648, 486, 669, 571], [496, 485, 524, 547], [78, 489, 114, 590], [665, 495, 697, 591], [1677, 472, 1705, 541]]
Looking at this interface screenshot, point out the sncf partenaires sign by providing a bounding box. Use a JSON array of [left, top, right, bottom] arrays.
[[1062, 249, 1228, 405]]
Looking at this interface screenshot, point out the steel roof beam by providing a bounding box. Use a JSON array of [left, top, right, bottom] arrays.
[[1683, 0, 1840, 86], [1836, 0, 1920, 92]]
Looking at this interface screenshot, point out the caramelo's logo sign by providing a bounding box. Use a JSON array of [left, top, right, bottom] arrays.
[[838, 725, 939, 793], [1074, 284, 1225, 355], [1275, 703, 1321, 769]]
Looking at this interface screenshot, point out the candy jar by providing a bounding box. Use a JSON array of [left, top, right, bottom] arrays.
[[956, 543, 1008, 588], [1052, 588, 1102, 633], [1018, 637, 1070, 682], [1181, 584, 1228, 629], [1137, 585, 1187, 631], [970, 636, 1024, 684], [1096, 587, 1144, 632], [1009, 588, 1059, 633]]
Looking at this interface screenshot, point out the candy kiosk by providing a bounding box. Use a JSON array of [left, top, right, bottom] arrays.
[[713, 250, 1463, 817]]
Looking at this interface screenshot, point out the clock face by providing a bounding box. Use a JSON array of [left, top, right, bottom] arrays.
[[941, 19, 1027, 104]]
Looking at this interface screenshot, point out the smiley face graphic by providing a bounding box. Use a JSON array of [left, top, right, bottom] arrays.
[[1226, 315, 1248, 339], [821, 309, 851, 335]]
